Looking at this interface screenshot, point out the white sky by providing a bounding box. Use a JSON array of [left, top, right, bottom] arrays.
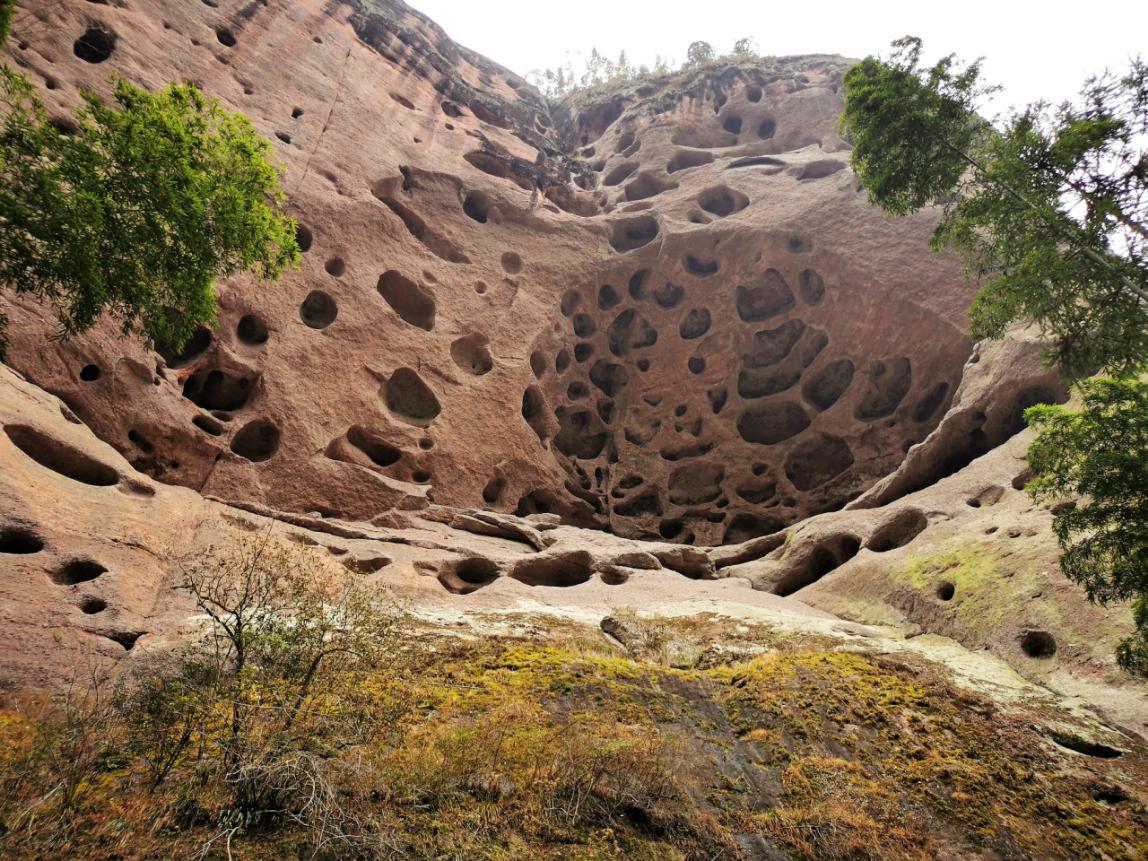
[[411, 0, 1148, 115]]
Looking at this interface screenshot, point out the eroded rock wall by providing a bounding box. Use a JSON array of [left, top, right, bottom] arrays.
[[4, 0, 978, 543]]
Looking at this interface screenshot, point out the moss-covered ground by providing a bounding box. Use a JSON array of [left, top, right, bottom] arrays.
[[1, 616, 1144, 860]]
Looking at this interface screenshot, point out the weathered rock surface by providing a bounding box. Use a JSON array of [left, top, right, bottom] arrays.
[[3, 0, 980, 543], [2, 361, 1145, 741], [1, 0, 1145, 763]]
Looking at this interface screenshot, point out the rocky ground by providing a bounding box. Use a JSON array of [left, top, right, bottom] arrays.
[[1, 1, 1146, 858]]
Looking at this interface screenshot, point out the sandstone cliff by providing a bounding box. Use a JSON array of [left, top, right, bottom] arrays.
[[4, 0, 981, 543], [1, 3, 1146, 858]]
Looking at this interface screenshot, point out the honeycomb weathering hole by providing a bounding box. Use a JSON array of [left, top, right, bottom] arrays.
[[698, 186, 749, 218], [668, 462, 724, 505], [230, 419, 280, 462], [463, 190, 492, 223], [798, 269, 826, 304], [157, 325, 213, 367], [589, 360, 628, 397], [482, 476, 505, 504], [1047, 732, 1123, 759], [736, 270, 795, 321], [967, 485, 1005, 508], [554, 408, 608, 459], [913, 381, 950, 422], [1021, 630, 1057, 659], [237, 314, 269, 345], [450, 333, 494, 376], [774, 535, 861, 596], [615, 490, 662, 517], [509, 551, 595, 587], [725, 513, 786, 544], [803, 359, 854, 411], [74, 25, 116, 63], [107, 631, 145, 651], [193, 414, 224, 437], [0, 524, 44, 554], [609, 216, 659, 253], [182, 369, 252, 411], [385, 368, 441, 425], [600, 567, 629, 585], [346, 426, 401, 467], [604, 161, 639, 186], [799, 159, 847, 180], [667, 150, 715, 173], [680, 308, 712, 339], [572, 312, 596, 336], [855, 357, 912, 420], [377, 271, 435, 330], [866, 509, 928, 552], [737, 402, 810, 445], [5, 425, 120, 486], [624, 172, 679, 202], [343, 555, 391, 573], [375, 194, 470, 264], [295, 223, 313, 252], [300, 290, 338, 329], [80, 596, 108, 614], [438, 557, 500, 594], [51, 559, 108, 586], [608, 309, 658, 356], [522, 385, 548, 440], [785, 433, 854, 491], [936, 581, 956, 601], [628, 269, 649, 299]]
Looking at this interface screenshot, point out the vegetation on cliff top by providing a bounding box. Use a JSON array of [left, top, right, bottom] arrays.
[[528, 38, 761, 100], [840, 37, 1148, 673], [0, 8, 296, 358]]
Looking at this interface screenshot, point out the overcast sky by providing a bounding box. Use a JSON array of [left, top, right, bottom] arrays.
[[411, 0, 1147, 115]]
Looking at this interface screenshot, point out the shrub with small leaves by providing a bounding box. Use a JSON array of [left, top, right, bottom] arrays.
[[0, 73, 297, 356]]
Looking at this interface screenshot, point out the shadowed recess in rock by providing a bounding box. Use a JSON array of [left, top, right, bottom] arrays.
[[377, 271, 436, 330], [4, 425, 120, 486], [385, 368, 441, 425]]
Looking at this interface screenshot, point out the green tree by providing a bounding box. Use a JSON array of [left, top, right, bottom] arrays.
[[0, 0, 14, 50], [685, 41, 716, 67], [1026, 380, 1148, 672], [0, 53, 296, 356], [730, 37, 759, 59], [840, 37, 1148, 672]]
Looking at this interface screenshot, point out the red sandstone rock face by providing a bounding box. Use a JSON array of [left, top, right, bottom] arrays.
[[3, 0, 976, 543]]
